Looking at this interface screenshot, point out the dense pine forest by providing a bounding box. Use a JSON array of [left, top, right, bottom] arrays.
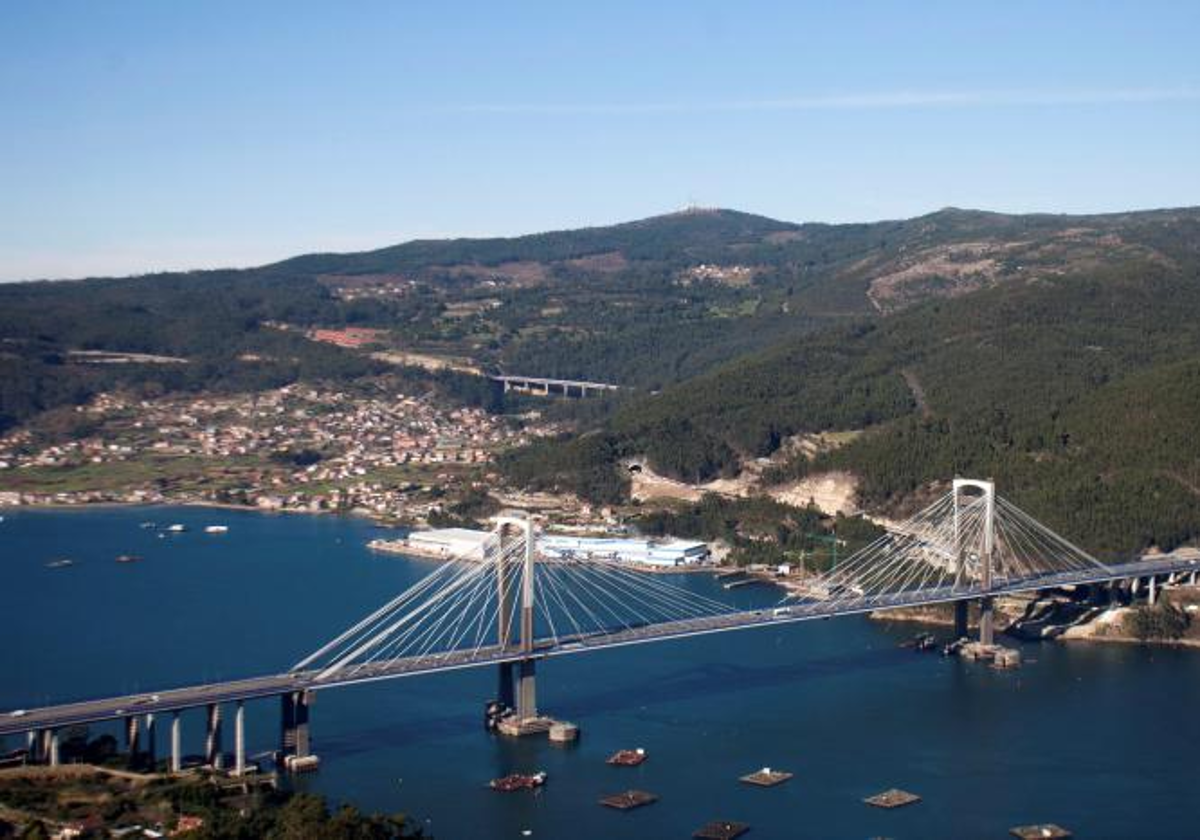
[[4, 204, 1200, 557]]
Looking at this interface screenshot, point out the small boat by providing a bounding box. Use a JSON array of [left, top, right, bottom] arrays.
[[606, 748, 647, 766], [165, 524, 186, 533], [489, 771, 547, 792], [115, 554, 143, 564], [45, 558, 74, 569], [204, 525, 229, 534], [902, 632, 938, 652], [139, 521, 156, 529], [942, 637, 968, 657]]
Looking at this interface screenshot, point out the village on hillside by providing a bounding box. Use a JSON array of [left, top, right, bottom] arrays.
[[0, 385, 559, 521]]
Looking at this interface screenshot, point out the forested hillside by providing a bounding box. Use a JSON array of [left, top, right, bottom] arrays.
[[6, 205, 1197, 433], [5, 204, 1200, 558], [502, 211, 1200, 558]]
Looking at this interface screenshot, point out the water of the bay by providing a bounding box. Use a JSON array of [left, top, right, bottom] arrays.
[[1, 506, 1197, 839]]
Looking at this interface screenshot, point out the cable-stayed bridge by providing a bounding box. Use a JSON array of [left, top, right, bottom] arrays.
[[4, 479, 1198, 773]]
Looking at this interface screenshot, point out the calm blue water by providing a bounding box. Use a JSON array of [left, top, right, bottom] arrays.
[[2, 506, 1198, 839]]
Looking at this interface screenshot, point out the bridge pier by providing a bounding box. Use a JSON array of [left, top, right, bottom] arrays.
[[144, 714, 156, 770], [124, 715, 140, 767], [205, 703, 223, 769], [281, 691, 312, 760], [280, 693, 294, 755], [516, 659, 537, 720], [1148, 576, 1158, 606], [46, 729, 60, 767], [979, 597, 995, 646], [25, 731, 38, 763], [497, 662, 515, 710], [233, 701, 246, 776], [954, 601, 969, 638], [295, 692, 311, 758], [170, 712, 182, 772]]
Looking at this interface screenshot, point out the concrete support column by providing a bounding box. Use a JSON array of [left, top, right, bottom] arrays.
[[47, 729, 60, 767], [1189, 570, 1197, 586], [124, 715, 140, 764], [294, 692, 311, 759], [516, 659, 537, 721], [233, 702, 246, 776], [205, 704, 223, 769], [280, 692, 296, 755], [144, 714, 156, 770], [497, 662, 515, 709], [170, 712, 182, 773], [953, 601, 969, 638], [26, 730, 39, 763], [979, 597, 995, 646], [1148, 576, 1158, 606]]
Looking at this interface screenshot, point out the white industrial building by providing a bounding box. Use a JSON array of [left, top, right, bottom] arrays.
[[404, 527, 493, 561], [538, 535, 709, 568], [400, 528, 710, 568]]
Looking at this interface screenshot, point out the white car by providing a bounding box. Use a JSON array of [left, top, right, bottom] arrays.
[[9, 709, 28, 717]]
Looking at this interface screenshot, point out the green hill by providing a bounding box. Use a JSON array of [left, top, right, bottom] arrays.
[[502, 211, 1200, 558], [6, 201, 1200, 560]]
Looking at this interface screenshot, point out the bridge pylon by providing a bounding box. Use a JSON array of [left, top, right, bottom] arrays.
[[953, 478, 996, 645], [490, 515, 542, 730]]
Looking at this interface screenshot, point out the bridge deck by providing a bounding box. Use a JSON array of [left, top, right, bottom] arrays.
[[2, 556, 1196, 737], [490, 375, 620, 390]]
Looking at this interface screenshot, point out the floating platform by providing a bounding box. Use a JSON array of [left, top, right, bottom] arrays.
[[863, 788, 921, 809], [1010, 824, 1072, 839], [598, 790, 658, 810], [740, 767, 793, 787], [490, 771, 547, 792], [693, 820, 750, 839], [606, 748, 647, 767]]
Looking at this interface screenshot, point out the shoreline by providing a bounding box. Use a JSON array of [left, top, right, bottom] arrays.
[[0, 497, 405, 526], [868, 603, 1200, 651]]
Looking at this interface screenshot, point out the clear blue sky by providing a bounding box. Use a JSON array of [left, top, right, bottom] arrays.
[[2, 1, 1198, 281]]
